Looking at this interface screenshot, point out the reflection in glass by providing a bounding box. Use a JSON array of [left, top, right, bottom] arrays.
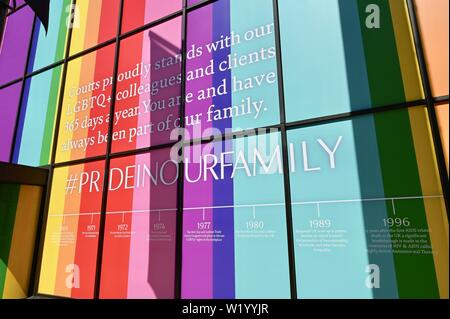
[[185, 0, 280, 140], [100, 150, 177, 299], [280, 0, 423, 121], [121, 0, 183, 34], [113, 18, 182, 153], [69, 0, 120, 56], [182, 133, 291, 299], [288, 107, 448, 299], [56, 45, 115, 163]]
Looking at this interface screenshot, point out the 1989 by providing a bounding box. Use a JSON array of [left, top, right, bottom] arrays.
[[309, 219, 332, 229]]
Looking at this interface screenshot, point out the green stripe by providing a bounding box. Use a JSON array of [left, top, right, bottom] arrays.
[[374, 109, 439, 298], [40, 66, 63, 166], [54, 0, 71, 62], [0, 184, 20, 297], [357, 0, 439, 298], [40, 1, 69, 166], [358, 0, 405, 106]]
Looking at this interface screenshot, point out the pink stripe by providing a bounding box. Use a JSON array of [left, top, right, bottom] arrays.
[[136, 2, 152, 150], [127, 154, 156, 298]]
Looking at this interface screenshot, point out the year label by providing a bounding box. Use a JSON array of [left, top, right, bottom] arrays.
[[246, 221, 264, 230], [309, 219, 332, 229], [117, 224, 129, 231], [153, 223, 166, 231], [383, 217, 411, 228], [197, 222, 211, 230]]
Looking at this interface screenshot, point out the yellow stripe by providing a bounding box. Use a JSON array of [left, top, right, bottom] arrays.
[[390, 0, 449, 299], [69, 0, 93, 56], [49, 27, 70, 161], [54, 165, 82, 297], [38, 167, 69, 295], [408, 108, 449, 299], [3, 186, 42, 299], [56, 0, 89, 163], [389, 0, 424, 100], [56, 0, 101, 163]]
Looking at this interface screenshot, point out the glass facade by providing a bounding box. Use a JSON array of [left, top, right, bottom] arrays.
[[0, 0, 448, 299]]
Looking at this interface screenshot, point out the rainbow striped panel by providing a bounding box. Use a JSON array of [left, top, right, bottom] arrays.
[[38, 161, 104, 298], [280, 0, 424, 121], [112, 18, 182, 153], [12, 1, 70, 166], [182, 133, 291, 299], [184, 0, 281, 140], [13, 66, 63, 167], [288, 106, 448, 299], [13, 0, 122, 167], [55, 44, 115, 163], [69, 0, 120, 56], [99, 151, 177, 299], [28, 0, 71, 72], [0, 184, 42, 299], [283, 0, 448, 299]]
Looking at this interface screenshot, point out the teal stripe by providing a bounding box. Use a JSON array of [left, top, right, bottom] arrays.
[[39, 66, 63, 166], [288, 122, 373, 298], [233, 133, 291, 298], [18, 70, 53, 166], [280, 0, 352, 121], [32, 0, 66, 71], [231, 0, 280, 130]]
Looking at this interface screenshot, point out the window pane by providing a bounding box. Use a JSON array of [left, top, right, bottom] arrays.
[[182, 132, 291, 299], [27, 0, 71, 72], [55, 45, 115, 163], [100, 150, 177, 299], [0, 6, 34, 86], [415, 0, 449, 97], [185, 0, 280, 140], [38, 161, 105, 299], [13, 66, 63, 167], [121, 0, 182, 34], [112, 18, 182, 153], [288, 107, 448, 299], [0, 82, 22, 162], [0, 184, 42, 299], [69, 0, 120, 56], [280, 0, 424, 122]]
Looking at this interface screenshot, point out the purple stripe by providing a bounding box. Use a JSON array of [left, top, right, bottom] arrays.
[[12, 20, 37, 163], [11, 75, 31, 163], [0, 83, 22, 161], [26, 19, 39, 74], [212, 0, 235, 299], [0, 7, 34, 86], [182, 0, 214, 289]]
